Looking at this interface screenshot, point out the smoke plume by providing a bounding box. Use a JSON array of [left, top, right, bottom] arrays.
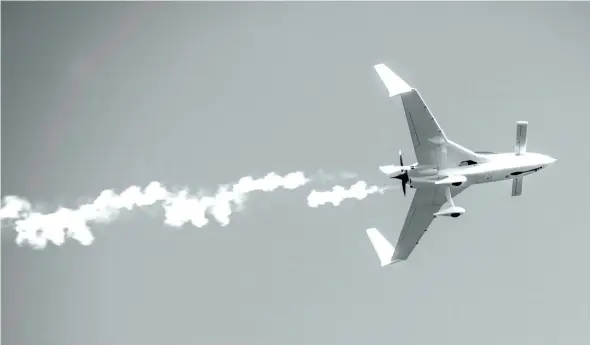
[[378, 164, 399, 175], [0, 171, 311, 249], [307, 181, 391, 208]]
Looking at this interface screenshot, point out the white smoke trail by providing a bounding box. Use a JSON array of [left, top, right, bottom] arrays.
[[378, 164, 399, 175], [307, 181, 391, 208], [0, 171, 311, 249]]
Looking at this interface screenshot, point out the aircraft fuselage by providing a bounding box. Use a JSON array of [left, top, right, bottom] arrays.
[[407, 152, 556, 189]]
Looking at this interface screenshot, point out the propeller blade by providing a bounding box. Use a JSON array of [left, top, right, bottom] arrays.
[[399, 150, 404, 167], [402, 181, 407, 196]]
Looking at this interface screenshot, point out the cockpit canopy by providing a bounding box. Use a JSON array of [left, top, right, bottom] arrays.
[[458, 151, 496, 166], [458, 160, 478, 166]]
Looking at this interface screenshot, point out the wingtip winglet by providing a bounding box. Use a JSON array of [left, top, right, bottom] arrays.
[[373, 63, 413, 98], [366, 228, 400, 267]]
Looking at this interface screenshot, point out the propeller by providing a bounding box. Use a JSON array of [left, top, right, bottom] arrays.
[[391, 150, 410, 196]]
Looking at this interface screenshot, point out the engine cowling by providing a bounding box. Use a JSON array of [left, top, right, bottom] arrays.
[[383, 150, 418, 197]]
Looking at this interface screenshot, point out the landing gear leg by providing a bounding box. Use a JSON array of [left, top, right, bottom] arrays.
[[434, 187, 465, 218], [444, 187, 455, 207]]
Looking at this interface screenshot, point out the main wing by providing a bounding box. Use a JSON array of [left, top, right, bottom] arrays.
[[400, 90, 448, 167], [394, 186, 468, 262], [392, 188, 440, 261], [374, 64, 448, 167], [367, 186, 468, 266]]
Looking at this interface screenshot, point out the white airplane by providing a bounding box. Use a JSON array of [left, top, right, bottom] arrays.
[[366, 64, 556, 267]]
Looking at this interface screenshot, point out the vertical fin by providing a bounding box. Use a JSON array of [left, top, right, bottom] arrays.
[[515, 121, 528, 155], [512, 177, 523, 196]]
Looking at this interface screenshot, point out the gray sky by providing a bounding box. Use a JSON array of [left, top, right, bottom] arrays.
[[2, 2, 590, 345]]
